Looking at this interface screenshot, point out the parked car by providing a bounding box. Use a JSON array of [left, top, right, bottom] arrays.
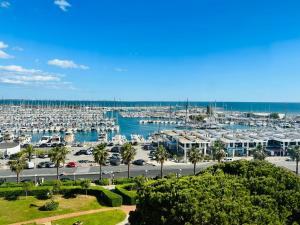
[[25, 161, 35, 169], [74, 149, 86, 155], [111, 146, 121, 153], [45, 162, 55, 168], [133, 159, 145, 166], [110, 158, 121, 166], [37, 162, 47, 168], [38, 153, 48, 159], [66, 161, 77, 168]]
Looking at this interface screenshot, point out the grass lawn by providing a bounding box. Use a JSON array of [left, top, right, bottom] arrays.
[[0, 195, 103, 225], [52, 209, 126, 225]]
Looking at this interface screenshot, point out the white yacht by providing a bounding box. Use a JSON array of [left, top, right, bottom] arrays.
[[112, 134, 127, 145], [39, 136, 51, 145]]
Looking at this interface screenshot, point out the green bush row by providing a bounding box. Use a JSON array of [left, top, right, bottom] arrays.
[[0, 186, 122, 207], [89, 186, 122, 207], [114, 178, 134, 185], [115, 184, 137, 205], [94, 178, 110, 186]]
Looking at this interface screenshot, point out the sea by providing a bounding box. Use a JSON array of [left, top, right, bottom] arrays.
[[2, 100, 300, 143]]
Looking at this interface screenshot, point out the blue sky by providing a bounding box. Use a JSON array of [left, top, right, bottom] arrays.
[[1, 0, 300, 101]]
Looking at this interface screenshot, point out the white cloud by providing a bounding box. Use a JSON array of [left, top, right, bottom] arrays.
[[0, 1, 10, 8], [48, 59, 89, 70], [0, 64, 67, 87], [0, 41, 8, 49], [54, 0, 71, 11], [114, 67, 128, 72], [0, 50, 13, 59], [0, 41, 13, 59]]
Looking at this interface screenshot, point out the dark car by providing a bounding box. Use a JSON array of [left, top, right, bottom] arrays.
[[37, 162, 47, 168], [133, 159, 145, 166], [110, 146, 121, 153], [74, 149, 86, 155], [110, 158, 121, 166], [39, 143, 49, 148], [45, 162, 55, 168]]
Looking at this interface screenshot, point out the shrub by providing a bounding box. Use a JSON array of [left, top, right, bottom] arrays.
[[115, 184, 137, 205], [114, 178, 134, 185], [0, 187, 23, 198], [95, 178, 110, 186], [41, 180, 82, 187], [0, 182, 24, 188], [89, 186, 122, 207], [40, 200, 59, 211]]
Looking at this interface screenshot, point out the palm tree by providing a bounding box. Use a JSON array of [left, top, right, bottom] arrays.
[[24, 144, 34, 162], [289, 146, 300, 174], [93, 144, 108, 180], [187, 147, 203, 175], [154, 145, 169, 178], [252, 143, 266, 161], [121, 143, 137, 178], [49, 146, 70, 180], [212, 140, 226, 163], [8, 154, 27, 183]]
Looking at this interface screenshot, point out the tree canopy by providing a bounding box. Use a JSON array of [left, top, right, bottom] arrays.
[[129, 160, 300, 225]]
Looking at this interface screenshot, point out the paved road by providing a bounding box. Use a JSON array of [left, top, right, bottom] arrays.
[[0, 162, 214, 182]]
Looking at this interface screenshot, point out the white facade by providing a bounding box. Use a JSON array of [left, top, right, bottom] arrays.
[[0, 142, 21, 156]]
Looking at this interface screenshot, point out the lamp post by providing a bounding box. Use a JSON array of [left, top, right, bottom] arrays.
[[177, 169, 182, 178], [144, 169, 148, 177]]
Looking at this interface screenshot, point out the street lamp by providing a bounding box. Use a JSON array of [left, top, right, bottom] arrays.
[[144, 169, 148, 177], [177, 169, 182, 178]]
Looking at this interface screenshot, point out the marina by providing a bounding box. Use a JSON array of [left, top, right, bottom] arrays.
[[1, 101, 300, 159]]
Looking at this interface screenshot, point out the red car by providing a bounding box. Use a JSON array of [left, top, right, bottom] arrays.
[[66, 162, 77, 168]]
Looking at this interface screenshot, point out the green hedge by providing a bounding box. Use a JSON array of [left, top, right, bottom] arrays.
[[115, 184, 137, 205], [94, 178, 110, 186], [0, 186, 122, 207], [89, 186, 122, 207], [0, 182, 25, 188], [114, 178, 134, 185]]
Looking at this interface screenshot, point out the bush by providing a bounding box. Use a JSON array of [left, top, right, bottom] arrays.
[[41, 180, 82, 187], [89, 186, 122, 207], [115, 184, 137, 205], [0, 182, 24, 188], [0, 187, 23, 198], [95, 178, 110, 186], [40, 200, 59, 211], [114, 178, 134, 185]]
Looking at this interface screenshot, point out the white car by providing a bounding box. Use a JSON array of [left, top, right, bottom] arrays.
[[26, 161, 35, 169], [223, 157, 233, 162]]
